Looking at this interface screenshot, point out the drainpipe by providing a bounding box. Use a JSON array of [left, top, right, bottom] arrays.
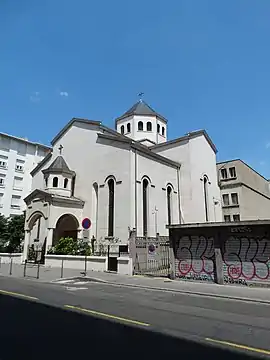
[[134, 149, 138, 235], [177, 166, 182, 223]]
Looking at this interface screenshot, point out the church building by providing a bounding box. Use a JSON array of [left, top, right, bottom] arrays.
[[22, 99, 222, 261]]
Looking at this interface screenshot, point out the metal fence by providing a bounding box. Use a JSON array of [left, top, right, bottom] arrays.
[[133, 236, 170, 277]]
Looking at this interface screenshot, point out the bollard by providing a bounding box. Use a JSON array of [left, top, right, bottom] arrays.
[[9, 258, 13, 275], [84, 254, 87, 276], [37, 262, 40, 279], [23, 260, 27, 277], [60, 259, 64, 278]]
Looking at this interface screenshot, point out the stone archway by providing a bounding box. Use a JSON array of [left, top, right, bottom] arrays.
[[27, 212, 47, 263], [53, 214, 79, 245]]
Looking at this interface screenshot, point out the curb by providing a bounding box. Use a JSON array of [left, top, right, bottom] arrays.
[[76, 276, 270, 305]]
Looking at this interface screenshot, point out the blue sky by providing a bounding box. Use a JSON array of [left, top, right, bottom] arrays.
[[1, 0, 270, 176]]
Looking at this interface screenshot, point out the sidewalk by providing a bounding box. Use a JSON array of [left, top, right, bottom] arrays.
[[1, 262, 270, 305], [80, 271, 270, 305]]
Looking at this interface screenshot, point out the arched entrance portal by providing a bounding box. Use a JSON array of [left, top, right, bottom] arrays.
[[28, 212, 47, 264], [53, 214, 79, 245]]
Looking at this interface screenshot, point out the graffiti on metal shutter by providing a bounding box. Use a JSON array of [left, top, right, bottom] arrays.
[[175, 235, 215, 282], [223, 235, 270, 285]]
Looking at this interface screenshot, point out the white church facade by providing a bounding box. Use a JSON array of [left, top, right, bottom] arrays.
[[22, 100, 222, 261]]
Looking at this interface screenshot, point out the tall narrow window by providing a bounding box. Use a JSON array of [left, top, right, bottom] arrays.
[[92, 183, 99, 238], [120, 125, 124, 134], [203, 176, 209, 221], [127, 123, 131, 133], [167, 186, 172, 225], [147, 122, 152, 131], [53, 177, 58, 187], [138, 121, 143, 131], [64, 178, 68, 188], [157, 124, 160, 133], [162, 127, 165, 136], [142, 179, 149, 236], [108, 179, 114, 236], [71, 176, 75, 196]]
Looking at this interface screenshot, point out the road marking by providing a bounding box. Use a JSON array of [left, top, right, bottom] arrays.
[[65, 305, 150, 327], [0, 289, 38, 300], [65, 287, 88, 291], [206, 338, 270, 355]]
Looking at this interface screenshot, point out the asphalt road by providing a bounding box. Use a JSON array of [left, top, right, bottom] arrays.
[[0, 275, 269, 359]]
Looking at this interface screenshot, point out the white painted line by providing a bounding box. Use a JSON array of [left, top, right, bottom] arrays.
[[65, 287, 88, 291], [56, 279, 75, 284], [73, 281, 90, 285]]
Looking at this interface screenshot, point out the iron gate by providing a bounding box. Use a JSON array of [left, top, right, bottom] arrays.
[[134, 236, 170, 277]]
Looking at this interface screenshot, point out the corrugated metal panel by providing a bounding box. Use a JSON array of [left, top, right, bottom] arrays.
[[222, 234, 270, 286], [174, 235, 215, 282]]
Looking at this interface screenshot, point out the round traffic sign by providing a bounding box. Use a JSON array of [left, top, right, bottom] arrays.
[[82, 218, 91, 230], [148, 244, 156, 254]]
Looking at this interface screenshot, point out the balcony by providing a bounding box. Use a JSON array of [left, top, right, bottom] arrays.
[[13, 186, 23, 191], [10, 204, 20, 210]]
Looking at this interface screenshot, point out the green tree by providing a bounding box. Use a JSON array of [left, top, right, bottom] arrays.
[[0, 215, 8, 252], [5, 214, 25, 253], [48, 237, 91, 256]]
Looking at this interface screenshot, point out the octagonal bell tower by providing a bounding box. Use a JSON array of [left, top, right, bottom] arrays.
[[115, 98, 168, 147]]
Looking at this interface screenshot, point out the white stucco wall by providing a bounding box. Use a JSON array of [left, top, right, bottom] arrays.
[[30, 122, 221, 247], [133, 151, 179, 236], [32, 122, 132, 244], [152, 134, 222, 223], [116, 115, 167, 145]]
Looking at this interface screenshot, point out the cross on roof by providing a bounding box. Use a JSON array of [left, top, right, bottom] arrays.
[[138, 92, 144, 102], [58, 144, 63, 155]]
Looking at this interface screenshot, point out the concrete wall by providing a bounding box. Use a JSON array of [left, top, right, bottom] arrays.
[[170, 222, 270, 286], [218, 160, 270, 221], [218, 160, 270, 197], [0, 253, 22, 264], [0, 134, 49, 217], [45, 254, 133, 275], [241, 186, 270, 220], [45, 255, 108, 272]]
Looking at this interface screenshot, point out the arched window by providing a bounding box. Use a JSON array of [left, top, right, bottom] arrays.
[[138, 121, 143, 131], [162, 127, 165, 136], [142, 179, 149, 236], [92, 183, 99, 239], [157, 124, 160, 133], [108, 179, 115, 236], [64, 178, 68, 189], [147, 122, 152, 131], [167, 186, 172, 225], [203, 176, 209, 221], [120, 125, 124, 135], [127, 123, 131, 133], [53, 177, 58, 187]]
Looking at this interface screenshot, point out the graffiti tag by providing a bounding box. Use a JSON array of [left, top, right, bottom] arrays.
[[223, 236, 270, 282], [176, 235, 215, 282]]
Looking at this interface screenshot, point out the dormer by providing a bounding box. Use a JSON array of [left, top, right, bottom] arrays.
[[42, 155, 75, 197], [115, 99, 167, 146]]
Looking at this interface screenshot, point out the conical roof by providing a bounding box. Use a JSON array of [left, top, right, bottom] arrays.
[[116, 100, 167, 123], [42, 155, 75, 175]]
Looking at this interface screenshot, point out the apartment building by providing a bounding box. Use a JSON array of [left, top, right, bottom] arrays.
[[217, 159, 270, 222], [0, 132, 51, 217]]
